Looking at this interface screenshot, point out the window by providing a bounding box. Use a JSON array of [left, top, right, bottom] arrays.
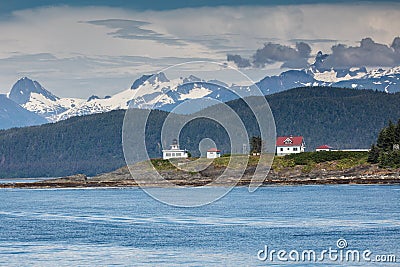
[[280, 148, 283, 151], [287, 148, 290, 150], [176, 153, 181, 156], [284, 138, 293, 144], [166, 153, 171, 157], [293, 147, 298, 151], [172, 153, 175, 157]]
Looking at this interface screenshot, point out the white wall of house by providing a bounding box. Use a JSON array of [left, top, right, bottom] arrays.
[[162, 150, 188, 160], [276, 145, 304, 156], [206, 151, 221, 159]]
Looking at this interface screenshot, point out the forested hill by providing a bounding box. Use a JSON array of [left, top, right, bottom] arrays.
[[1, 87, 400, 178], [268, 87, 400, 149]]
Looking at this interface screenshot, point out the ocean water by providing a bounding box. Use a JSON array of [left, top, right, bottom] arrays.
[[0, 185, 399, 266]]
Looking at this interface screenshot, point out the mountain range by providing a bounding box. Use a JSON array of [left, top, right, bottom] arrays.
[[1, 60, 400, 129]]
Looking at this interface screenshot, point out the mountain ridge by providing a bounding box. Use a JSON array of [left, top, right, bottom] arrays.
[[2, 64, 400, 129]]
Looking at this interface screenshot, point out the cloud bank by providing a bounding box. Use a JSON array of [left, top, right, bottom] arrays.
[[228, 37, 400, 69], [228, 42, 312, 69], [320, 37, 400, 69]]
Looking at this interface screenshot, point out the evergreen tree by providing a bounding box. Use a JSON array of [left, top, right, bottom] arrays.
[[250, 136, 262, 154], [370, 119, 400, 168], [377, 121, 396, 151], [367, 144, 380, 164], [395, 119, 400, 145], [379, 151, 400, 168], [387, 120, 396, 148], [376, 128, 387, 149]]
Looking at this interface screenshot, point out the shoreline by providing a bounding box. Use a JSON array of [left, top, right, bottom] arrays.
[[1, 156, 399, 189], [1, 174, 399, 189]]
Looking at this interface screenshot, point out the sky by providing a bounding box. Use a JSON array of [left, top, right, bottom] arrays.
[[0, 1, 399, 98]]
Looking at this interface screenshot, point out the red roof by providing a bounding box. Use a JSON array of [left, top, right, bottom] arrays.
[[316, 145, 333, 149], [207, 148, 220, 152], [276, 136, 304, 146]]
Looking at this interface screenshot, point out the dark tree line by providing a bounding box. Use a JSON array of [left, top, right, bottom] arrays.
[[368, 119, 400, 167]]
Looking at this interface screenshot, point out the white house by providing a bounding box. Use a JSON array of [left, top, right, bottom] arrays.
[[162, 139, 188, 160], [316, 145, 333, 151], [276, 136, 305, 156], [206, 148, 221, 159]]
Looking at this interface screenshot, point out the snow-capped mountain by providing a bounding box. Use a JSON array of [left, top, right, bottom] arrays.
[[255, 65, 400, 94], [52, 73, 240, 120], [8, 77, 58, 105], [7, 75, 256, 122], [3, 62, 400, 127], [8, 77, 85, 121], [333, 66, 400, 93]]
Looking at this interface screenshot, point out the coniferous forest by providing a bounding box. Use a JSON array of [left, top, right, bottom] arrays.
[[368, 119, 400, 168], [1, 86, 400, 178]]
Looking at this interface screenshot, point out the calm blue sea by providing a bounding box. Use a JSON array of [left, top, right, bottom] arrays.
[[0, 185, 399, 266]]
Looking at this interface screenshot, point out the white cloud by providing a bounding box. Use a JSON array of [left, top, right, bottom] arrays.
[[0, 3, 399, 97]]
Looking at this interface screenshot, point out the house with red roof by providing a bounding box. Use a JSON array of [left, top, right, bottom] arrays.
[[276, 136, 305, 156], [316, 145, 333, 152], [207, 148, 221, 159]]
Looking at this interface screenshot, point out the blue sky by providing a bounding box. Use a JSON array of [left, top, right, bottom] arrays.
[[0, 1, 399, 97]]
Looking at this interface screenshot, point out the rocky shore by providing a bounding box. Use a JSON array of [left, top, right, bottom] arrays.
[[1, 162, 399, 189]]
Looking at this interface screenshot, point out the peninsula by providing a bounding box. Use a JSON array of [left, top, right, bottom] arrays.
[[2, 152, 399, 188]]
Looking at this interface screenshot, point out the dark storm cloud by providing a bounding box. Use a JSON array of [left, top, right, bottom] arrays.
[[227, 54, 251, 68], [392, 37, 400, 52], [228, 37, 400, 69], [320, 37, 400, 68], [296, 42, 312, 58], [227, 42, 311, 68]]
